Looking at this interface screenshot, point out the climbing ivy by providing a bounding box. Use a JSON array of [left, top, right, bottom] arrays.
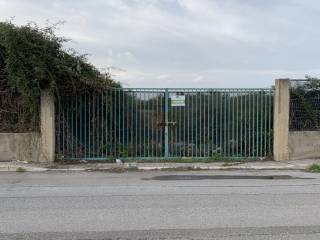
[[0, 21, 119, 131]]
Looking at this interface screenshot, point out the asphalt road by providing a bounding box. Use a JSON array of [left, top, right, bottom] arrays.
[[1, 170, 320, 239]]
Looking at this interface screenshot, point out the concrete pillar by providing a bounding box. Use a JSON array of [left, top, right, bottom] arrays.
[[39, 90, 55, 162], [273, 79, 290, 161]]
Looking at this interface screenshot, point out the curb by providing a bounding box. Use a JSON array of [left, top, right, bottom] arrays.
[[0, 163, 311, 172]]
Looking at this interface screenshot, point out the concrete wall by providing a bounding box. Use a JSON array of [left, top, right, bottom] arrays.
[[273, 79, 290, 161], [0, 133, 40, 162], [39, 90, 55, 162], [0, 90, 55, 162], [288, 131, 320, 160], [273, 79, 320, 161]]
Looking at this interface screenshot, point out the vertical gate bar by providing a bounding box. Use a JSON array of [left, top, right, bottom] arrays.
[[114, 89, 117, 157], [183, 93, 186, 157], [252, 91, 254, 158], [203, 92, 206, 157], [160, 93, 163, 157], [227, 92, 230, 157], [105, 91, 108, 158], [112, 90, 114, 157], [100, 92, 103, 158], [232, 93, 235, 157], [110, 91, 113, 157], [225, 92, 227, 157], [214, 91, 220, 153], [176, 94, 182, 157], [199, 92, 202, 157], [182, 94, 183, 157], [220, 92, 223, 157], [211, 91, 214, 157], [80, 94, 83, 158], [118, 89, 120, 157], [223, 92, 225, 156], [260, 91, 263, 157], [101, 92, 103, 157], [150, 93, 152, 158], [153, 93, 155, 157], [126, 91, 129, 157], [192, 91, 194, 157], [70, 97, 72, 158], [143, 92, 146, 157], [95, 93, 97, 158], [236, 93, 239, 157], [176, 93, 178, 157], [147, 92, 150, 157], [253, 91, 255, 158], [240, 93, 243, 157], [270, 91, 272, 155], [93, 94, 96, 158], [264, 91, 267, 157], [96, 93, 99, 158], [256, 91, 259, 158], [207, 91, 210, 157], [175, 94, 178, 157], [139, 92, 141, 157], [115, 89, 118, 157], [268, 92, 271, 155], [187, 93, 189, 157], [75, 94, 78, 158], [178, 95, 180, 157], [253, 91, 256, 157], [215, 91, 218, 154], [156, 93, 158, 157], [122, 90, 125, 157], [130, 91, 132, 157], [180, 95, 182, 157], [97, 93, 100, 158], [164, 89, 169, 158], [99, 92, 101, 157], [248, 92, 251, 157], [111, 90, 114, 157], [98, 92, 101, 157], [244, 93, 246, 157], [196, 91, 198, 157], [228, 92, 231, 157], [95, 94, 97, 158], [62, 97, 65, 158], [84, 94, 86, 158], [70, 97, 73, 158], [135, 92, 138, 157], [88, 94, 91, 158]]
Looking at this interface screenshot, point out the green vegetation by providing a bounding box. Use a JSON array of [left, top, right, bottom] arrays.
[[0, 21, 119, 131], [15, 167, 26, 172], [307, 164, 320, 172]]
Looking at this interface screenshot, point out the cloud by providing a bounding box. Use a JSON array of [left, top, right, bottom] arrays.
[[1, 0, 320, 88]]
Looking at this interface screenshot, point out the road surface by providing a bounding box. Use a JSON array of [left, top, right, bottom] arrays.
[[1, 170, 320, 239]]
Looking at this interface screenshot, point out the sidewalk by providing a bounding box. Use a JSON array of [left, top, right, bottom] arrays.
[[1, 159, 320, 172]]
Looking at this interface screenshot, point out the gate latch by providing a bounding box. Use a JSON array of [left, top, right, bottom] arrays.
[[157, 122, 176, 127]]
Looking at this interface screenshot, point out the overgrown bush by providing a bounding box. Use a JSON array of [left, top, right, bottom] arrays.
[[0, 21, 119, 132]]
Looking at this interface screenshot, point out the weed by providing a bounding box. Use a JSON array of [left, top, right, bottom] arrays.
[[307, 164, 320, 172], [16, 167, 26, 173]]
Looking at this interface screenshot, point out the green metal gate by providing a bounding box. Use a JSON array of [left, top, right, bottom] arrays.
[[56, 88, 274, 160]]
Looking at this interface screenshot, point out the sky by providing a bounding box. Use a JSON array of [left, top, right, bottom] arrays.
[[1, 0, 320, 88]]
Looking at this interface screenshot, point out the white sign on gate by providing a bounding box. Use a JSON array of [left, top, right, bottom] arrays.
[[171, 95, 185, 107]]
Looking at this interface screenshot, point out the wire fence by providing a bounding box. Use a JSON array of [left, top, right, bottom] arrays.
[[290, 79, 320, 131]]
